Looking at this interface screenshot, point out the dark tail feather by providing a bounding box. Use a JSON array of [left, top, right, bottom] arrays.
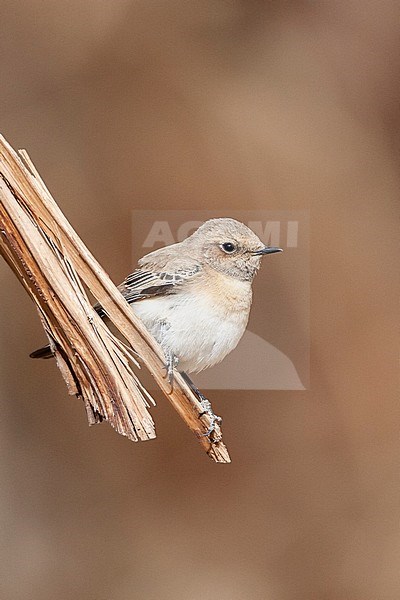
[[30, 344, 54, 359], [30, 303, 106, 359]]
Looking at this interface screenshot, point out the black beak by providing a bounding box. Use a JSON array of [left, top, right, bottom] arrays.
[[252, 247, 283, 256]]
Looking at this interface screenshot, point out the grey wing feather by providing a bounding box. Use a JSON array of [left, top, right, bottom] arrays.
[[120, 264, 201, 303], [94, 263, 201, 317]]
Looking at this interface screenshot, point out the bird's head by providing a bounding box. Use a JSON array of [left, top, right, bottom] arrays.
[[185, 218, 282, 281]]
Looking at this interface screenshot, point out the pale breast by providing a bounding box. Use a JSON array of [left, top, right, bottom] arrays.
[[131, 271, 252, 373]]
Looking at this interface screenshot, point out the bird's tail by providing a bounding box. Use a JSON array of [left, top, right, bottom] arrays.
[[30, 302, 106, 359], [30, 344, 54, 359]]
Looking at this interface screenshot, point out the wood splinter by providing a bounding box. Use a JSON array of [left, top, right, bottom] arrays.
[[0, 134, 231, 463]]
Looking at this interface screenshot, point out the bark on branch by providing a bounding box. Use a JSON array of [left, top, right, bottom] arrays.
[[0, 134, 230, 463]]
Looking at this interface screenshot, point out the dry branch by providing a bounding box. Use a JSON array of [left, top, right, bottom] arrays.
[[0, 134, 230, 463]]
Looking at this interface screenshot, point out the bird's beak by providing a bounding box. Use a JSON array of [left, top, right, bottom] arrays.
[[251, 247, 283, 256]]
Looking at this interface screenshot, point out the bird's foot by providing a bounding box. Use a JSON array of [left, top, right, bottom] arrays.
[[199, 397, 222, 439], [179, 371, 222, 440]]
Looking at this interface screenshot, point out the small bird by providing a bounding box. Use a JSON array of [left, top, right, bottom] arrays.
[[31, 218, 282, 429]]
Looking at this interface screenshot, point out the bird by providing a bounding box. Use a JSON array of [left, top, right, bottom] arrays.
[[30, 218, 282, 431]]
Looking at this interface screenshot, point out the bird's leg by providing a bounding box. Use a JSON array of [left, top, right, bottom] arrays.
[[164, 349, 179, 386], [159, 319, 178, 387], [180, 372, 222, 438]]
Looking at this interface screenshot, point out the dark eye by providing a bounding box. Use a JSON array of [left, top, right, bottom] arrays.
[[221, 242, 236, 254]]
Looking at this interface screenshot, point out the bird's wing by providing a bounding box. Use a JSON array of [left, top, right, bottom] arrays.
[[119, 263, 201, 303], [93, 261, 201, 317]]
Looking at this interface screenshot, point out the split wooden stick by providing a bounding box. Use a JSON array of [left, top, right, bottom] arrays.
[[0, 134, 230, 463]]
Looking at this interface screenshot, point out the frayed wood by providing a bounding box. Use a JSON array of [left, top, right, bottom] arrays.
[[0, 134, 230, 463]]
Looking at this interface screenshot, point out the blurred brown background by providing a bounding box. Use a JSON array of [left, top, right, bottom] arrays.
[[1, 2, 399, 599]]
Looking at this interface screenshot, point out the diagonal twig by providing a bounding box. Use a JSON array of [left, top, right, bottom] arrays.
[[0, 134, 231, 463]]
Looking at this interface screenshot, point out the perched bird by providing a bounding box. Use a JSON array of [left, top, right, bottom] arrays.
[[31, 218, 282, 426]]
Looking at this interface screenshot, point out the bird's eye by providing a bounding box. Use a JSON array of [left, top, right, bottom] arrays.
[[220, 242, 236, 254]]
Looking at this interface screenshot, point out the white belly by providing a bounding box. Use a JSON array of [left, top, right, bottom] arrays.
[[131, 286, 251, 373]]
